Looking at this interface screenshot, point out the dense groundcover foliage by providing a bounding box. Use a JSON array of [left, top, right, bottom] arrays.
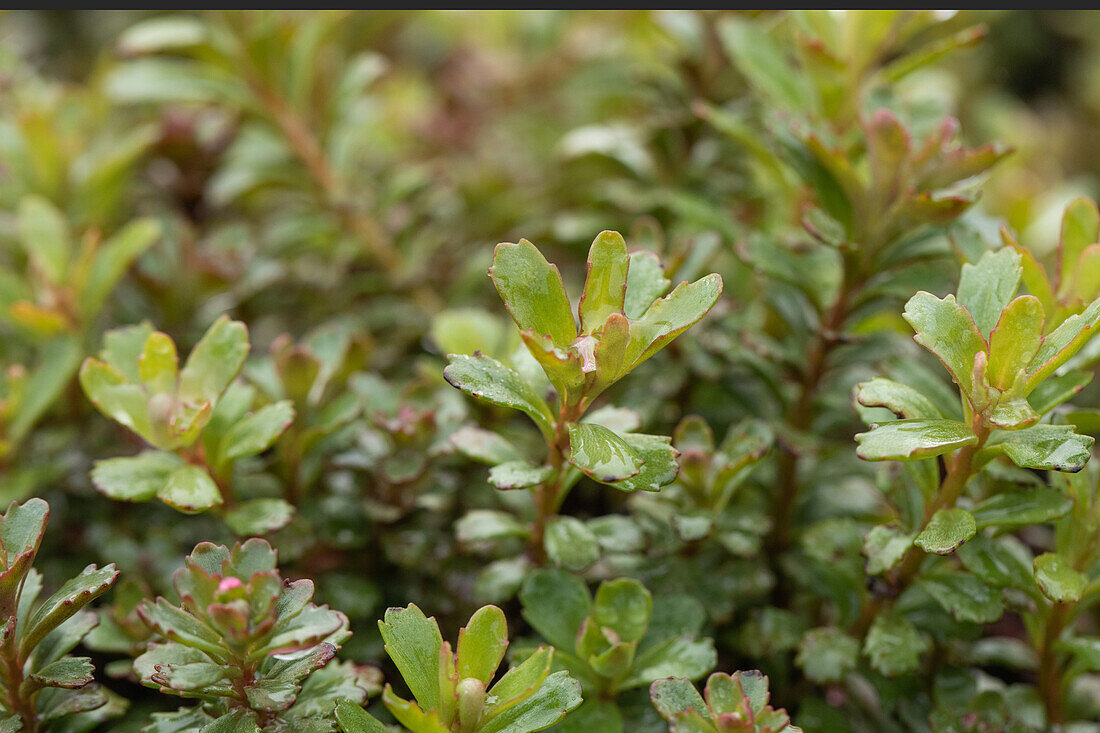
[[3, 8, 1100, 731]]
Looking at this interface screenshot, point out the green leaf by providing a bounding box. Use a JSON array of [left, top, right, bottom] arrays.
[[18, 195, 71, 285], [78, 218, 160, 319], [915, 508, 976, 556], [456, 510, 529, 545], [457, 605, 509, 686], [864, 612, 929, 677], [21, 564, 119, 657], [26, 656, 95, 692], [116, 16, 207, 53], [566, 422, 643, 483], [100, 322, 154, 381], [478, 670, 582, 733], [1033, 552, 1086, 603], [519, 570, 592, 652], [379, 604, 444, 714], [622, 274, 723, 370], [484, 646, 553, 720], [719, 17, 813, 113], [1058, 197, 1100, 293], [796, 628, 859, 684], [650, 676, 709, 724], [971, 488, 1073, 528], [489, 461, 554, 491], [919, 572, 1004, 623], [8, 336, 82, 444], [855, 419, 976, 461], [157, 465, 223, 513], [1028, 370, 1092, 414], [622, 635, 716, 689], [594, 578, 652, 644], [958, 536, 1034, 591], [178, 316, 250, 405], [623, 251, 670, 319], [220, 401, 295, 462], [604, 433, 679, 493], [223, 499, 294, 537], [578, 231, 629, 333], [988, 296, 1044, 391], [856, 378, 943, 420], [444, 354, 555, 440], [90, 451, 183, 502], [449, 426, 523, 465], [903, 292, 986, 396], [1026, 298, 1100, 391], [998, 424, 1093, 472], [490, 240, 576, 347], [382, 686, 448, 733], [544, 517, 601, 572], [957, 248, 1022, 338], [137, 600, 226, 659], [79, 359, 152, 443], [334, 700, 390, 733], [137, 332, 178, 396], [864, 525, 916, 575]]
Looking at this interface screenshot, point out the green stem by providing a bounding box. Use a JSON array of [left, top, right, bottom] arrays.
[[2, 636, 36, 733], [1038, 602, 1068, 726], [529, 403, 579, 563], [854, 421, 989, 637], [768, 254, 860, 556]]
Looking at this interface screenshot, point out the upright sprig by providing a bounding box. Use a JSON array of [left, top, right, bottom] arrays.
[[135, 538, 374, 732], [80, 316, 298, 534], [335, 603, 581, 733], [518, 570, 715, 731], [710, 12, 1010, 560], [650, 670, 800, 733], [843, 226, 1100, 685], [444, 232, 722, 561], [0, 499, 121, 732]]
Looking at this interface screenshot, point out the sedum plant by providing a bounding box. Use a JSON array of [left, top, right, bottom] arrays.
[[80, 317, 298, 533], [0, 499, 121, 731], [650, 670, 800, 733], [334, 603, 581, 733], [518, 570, 715, 731], [134, 538, 374, 732], [444, 232, 722, 561], [823, 206, 1100, 723]]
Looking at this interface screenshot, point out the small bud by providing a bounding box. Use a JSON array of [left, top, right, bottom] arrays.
[[456, 677, 486, 732]]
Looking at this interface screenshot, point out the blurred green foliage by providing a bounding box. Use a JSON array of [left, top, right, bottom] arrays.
[[2, 9, 1100, 732]]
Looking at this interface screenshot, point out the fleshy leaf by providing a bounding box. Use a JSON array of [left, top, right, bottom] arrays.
[[566, 422, 644, 483], [622, 274, 723, 370], [177, 316, 250, 405], [578, 231, 629, 333], [855, 419, 976, 461], [987, 295, 1044, 391], [456, 605, 509, 686], [914, 508, 976, 555], [957, 248, 1022, 338], [543, 517, 600, 572], [90, 451, 183, 503], [856, 378, 943, 420], [903, 292, 985, 396], [444, 354, 555, 439], [157, 465, 223, 513], [864, 612, 929, 678], [1033, 552, 1086, 603], [490, 240, 576, 347], [998, 424, 1093, 473], [378, 604, 444, 714], [1026, 298, 1100, 391]]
